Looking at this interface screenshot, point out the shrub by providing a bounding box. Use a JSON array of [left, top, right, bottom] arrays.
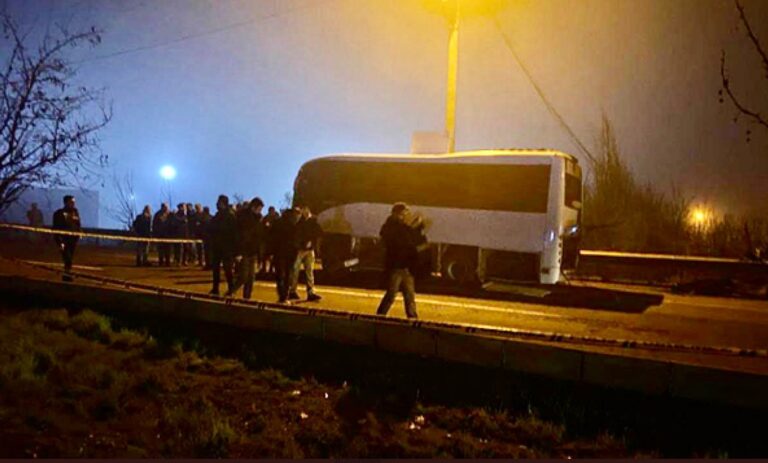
[[91, 395, 120, 421], [69, 310, 113, 344], [159, 397, 240, 457]]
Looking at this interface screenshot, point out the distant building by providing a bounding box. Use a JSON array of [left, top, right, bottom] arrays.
[[411, 131, 449, 154], [0, 187, 100, 227]]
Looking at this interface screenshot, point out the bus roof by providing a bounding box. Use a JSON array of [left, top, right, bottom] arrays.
[[305, 149, 579, 165]]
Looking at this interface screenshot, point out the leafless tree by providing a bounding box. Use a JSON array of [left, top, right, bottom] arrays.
[[0, 12, 111, 215], [280, 190, 293, 210], [106, 170, 137, 230], [160, 182, 173, 207], [720, 0, 768, 140], [583, 115, 690, 253]]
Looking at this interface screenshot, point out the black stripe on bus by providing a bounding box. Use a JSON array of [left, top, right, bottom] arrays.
[[294, 160, 552, 215]]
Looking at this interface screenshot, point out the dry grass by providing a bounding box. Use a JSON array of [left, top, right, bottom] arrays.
[[0, 305, 632, 458]]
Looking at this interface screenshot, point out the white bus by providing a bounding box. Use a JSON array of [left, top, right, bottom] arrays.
[[292, 149, 582, 284]]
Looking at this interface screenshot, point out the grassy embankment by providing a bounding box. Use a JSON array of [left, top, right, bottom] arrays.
[[0, 302, 765, 457]]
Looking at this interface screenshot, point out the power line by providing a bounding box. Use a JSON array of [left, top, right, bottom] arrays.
[[492, 17, 596, 164], [76, 0, 335, 65]]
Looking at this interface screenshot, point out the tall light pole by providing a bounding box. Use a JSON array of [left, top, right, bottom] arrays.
[[445, 0, 460, 153]]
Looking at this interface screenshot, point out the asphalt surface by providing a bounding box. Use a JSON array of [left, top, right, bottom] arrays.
[[3, 239, 768, 374]]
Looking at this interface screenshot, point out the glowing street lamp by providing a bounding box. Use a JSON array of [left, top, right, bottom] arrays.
[[688, 206, 713, 231], [159, 165, 177, 181], [159, 165, 176, 205]]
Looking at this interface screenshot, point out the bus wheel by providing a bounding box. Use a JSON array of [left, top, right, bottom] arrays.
[[442, 249, 477, 285]]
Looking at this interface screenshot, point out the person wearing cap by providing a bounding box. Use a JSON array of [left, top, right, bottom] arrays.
[[228, 197, 266, 299], [52, 195, 81, 282], [376, 202, 420, 319], [209, 194, 238, 295]]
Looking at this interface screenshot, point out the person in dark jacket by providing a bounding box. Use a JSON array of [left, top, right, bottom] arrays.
[[132, 205, 152, 266], [209, 195, 238, 295], [289, 206, 323, 301], [52, 195, 81, 282], [376, 202, 421, 319], [27, 202, 44, 227], [227, 197, 266, 299], [153, 203, 171, 266], [185, 202, 197, 264], [169, 203, 189, 266], [191, 203, 206, 266], [26, 202, 44, 242], [261, 206, 280, 274], [199, 206, 212, 269], [271, 207, 300, 303]]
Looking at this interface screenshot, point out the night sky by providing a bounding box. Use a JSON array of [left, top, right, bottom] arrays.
[[5, 0, 768, 227]]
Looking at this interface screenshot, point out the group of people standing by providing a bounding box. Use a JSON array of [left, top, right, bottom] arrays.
[[132, 194, 323, 303], [44, 193, 427, 319], [133, 202, 210, 268]]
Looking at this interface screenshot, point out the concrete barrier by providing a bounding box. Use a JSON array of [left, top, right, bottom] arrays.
[[323, 317, 377, 346], [436, 331, 505, 368], [270, 309, 325, 339], [375, 322, 437, 356], [669, 363, 768, 410], [581, 351, 672, 395], [503, 339, 583, 381], [2, 274, 768, 410]]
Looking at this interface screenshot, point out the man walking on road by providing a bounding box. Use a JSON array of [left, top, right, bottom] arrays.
[[209, 195, 237, 296], [289, 206, 323, 302], [52, 195, 81, 282], [271, 207, 300, 303], [376, 202, 421, 319], [228, 197, 266, 299]]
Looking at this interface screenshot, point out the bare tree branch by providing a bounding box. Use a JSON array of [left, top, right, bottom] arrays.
[[721, 50, 768, 130], [0, 11, 110, 214], [106, 170, 137, 230], [734, 0, 768, 81]]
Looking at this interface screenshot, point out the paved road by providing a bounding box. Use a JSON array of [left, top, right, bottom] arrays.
[[3, 240, 768, 374]]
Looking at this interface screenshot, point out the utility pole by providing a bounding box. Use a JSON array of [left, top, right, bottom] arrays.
[[444, 0, 460, 153]]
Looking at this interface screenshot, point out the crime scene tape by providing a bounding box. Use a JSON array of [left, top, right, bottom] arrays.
[[0, 222, 202, 244], [4, 255, 768, 359]]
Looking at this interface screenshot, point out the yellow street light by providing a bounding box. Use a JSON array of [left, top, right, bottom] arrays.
[[688, 206, 713, 231]]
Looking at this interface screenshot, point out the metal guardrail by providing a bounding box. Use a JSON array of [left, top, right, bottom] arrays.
[[578, 249, 768, 285], [580, 250, 750, 265]]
